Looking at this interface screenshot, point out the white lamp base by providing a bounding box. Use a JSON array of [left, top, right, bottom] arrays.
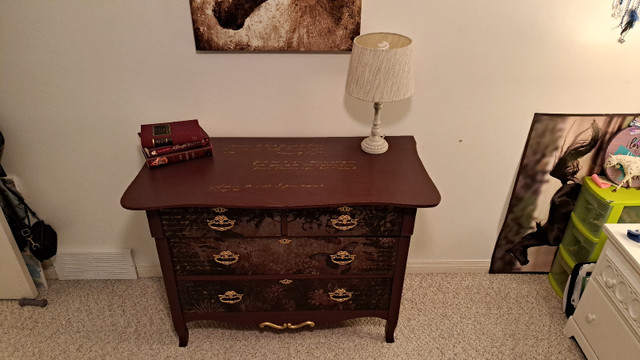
[[361, 136, 388, 154]]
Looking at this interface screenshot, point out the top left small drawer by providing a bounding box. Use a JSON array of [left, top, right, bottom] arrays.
[[160, 207, 282, 238]]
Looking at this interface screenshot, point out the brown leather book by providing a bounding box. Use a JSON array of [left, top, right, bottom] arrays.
[[142, 143, 213, 168], [139, 119, 209, 148]]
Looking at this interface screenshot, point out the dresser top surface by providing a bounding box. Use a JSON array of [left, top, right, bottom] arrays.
[[603, 224, 640, 267], [120, 136, 441, 210]]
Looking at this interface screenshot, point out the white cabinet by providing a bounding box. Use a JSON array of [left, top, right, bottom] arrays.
[[0, 213, 37, 299], [564, 223, 640, 359]]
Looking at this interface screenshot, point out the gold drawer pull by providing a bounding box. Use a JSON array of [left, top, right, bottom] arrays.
[[213, 250, 239, 265], [279, 238, 292, 245], [207, 215, 236, 231], [259, 322, 287, 330], [218, 291, 243, 304], [279, 279, 293, 285], [329, 289, 353, 302], [330, 251, 355, 265], [259, 321, 315, 330], [287, 321, 315, 329], [330, 215, 358, 231]]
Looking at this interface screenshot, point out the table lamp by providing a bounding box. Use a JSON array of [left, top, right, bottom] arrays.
[[345, 32, 414, 154]]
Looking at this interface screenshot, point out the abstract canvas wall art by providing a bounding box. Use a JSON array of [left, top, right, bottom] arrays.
[[189, 0, 362, 52]]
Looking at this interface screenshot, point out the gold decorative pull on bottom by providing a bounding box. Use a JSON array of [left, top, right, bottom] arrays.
[[218, 291, 243, 304], [213, 250, 239, 265], [259, 321, 315, 330], [330, 250, 355, 265], [288, 321, 315, 329], [329, 288, 353, 302]]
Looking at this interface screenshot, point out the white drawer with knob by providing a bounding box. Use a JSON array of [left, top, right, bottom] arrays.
[[564, 224, 640, 360], [572, 280, 640, 359]]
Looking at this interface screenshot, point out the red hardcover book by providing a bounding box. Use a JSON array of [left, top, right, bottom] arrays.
[[139, 119, 209, 148], [143, 138, 210, 157], [143, 143, 213, 168]]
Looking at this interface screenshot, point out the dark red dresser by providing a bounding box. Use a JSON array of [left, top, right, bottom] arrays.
[[121, 136, 440, 346]]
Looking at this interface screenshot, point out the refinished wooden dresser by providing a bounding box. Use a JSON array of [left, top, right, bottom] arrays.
[[121, 136, 440, 346]]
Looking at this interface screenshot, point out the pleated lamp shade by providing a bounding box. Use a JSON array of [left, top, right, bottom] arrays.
[[345, 33, 414, 103]]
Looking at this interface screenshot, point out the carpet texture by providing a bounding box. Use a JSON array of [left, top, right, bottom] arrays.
[[0, 273, 585, 360]]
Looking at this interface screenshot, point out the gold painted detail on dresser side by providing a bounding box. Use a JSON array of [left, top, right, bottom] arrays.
[[330, 215, 358, 231], [259, 321, 315, 330], [279, 238, 292, 245], [206, 215, 236, 231], [279, 279, 293, 285], [213, 250, 239, 265], [330, 251, 356, 265], [218, 291, 243, 304], [329, 289, 353, 302]]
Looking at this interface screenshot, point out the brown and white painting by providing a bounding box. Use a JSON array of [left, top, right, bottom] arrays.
[[189, 0, 362, 51]]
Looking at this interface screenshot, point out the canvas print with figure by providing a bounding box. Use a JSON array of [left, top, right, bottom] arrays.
[[189, 0, 362, 51], [490, 113, 637, 273]]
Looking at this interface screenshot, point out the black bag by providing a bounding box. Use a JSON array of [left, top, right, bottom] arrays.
[[0, 178, 57, 261], [22, 219, 57, 262]]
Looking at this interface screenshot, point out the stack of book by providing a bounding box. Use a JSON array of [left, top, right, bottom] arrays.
[[139, 119, 212, 168]]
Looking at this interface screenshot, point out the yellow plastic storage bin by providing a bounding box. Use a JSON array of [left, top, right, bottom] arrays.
[[548, 245, 575, 298]]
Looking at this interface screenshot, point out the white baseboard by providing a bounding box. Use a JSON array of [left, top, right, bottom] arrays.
[[406, 260, 490, 273], [133, 260, 491, 278], [136, 265, 163, 278]]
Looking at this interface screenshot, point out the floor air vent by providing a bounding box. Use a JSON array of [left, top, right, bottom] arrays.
[[52, 249, 138, 280]]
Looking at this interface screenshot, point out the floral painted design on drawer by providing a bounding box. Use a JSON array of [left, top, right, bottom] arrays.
[[287, 206, 404, 236], [169, 237, 397, 276], [160, 208, 281, 237], [177, 278, 393, 313]]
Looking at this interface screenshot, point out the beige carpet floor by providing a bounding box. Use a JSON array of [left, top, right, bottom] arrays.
[[0, 273, 585, 360]]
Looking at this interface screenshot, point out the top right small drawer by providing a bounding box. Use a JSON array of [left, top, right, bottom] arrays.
[[286, 206, 405, 237]]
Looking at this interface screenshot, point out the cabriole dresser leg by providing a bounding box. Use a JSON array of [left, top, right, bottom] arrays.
[[177, 326, 189, 347], [385, 321, 397, 343]]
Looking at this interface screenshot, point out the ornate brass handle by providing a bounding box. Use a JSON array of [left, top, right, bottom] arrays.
[[279, 279, 293, 285], [279, 238, 292, 245], [330, 215, 358, 231], [288, 321, 315, 329], [207, 215, 236, 231], [218, 291, 243, 304], [329, 288, 353, 302], [330, 250, 355, 265], [259, 321, 315, 330], [213, 250, 239, 265]]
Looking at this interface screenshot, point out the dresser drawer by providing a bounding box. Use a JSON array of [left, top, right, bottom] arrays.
[[592, 250, 640, 339], [573, 282, 640, 359], [169, 237, 397, 276], [177, 278, 393, 313], [159, 208, 281, 237], [287, 206, 404, 236]]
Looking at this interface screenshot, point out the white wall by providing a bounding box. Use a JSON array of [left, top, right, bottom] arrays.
[[1, 1, 639, 273]]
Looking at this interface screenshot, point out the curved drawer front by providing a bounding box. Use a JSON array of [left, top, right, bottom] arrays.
[[287, 206, 404, 236], [169, 237, 398, 276], [160, 208, 281, 237], [178, 278, 393, 313]]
